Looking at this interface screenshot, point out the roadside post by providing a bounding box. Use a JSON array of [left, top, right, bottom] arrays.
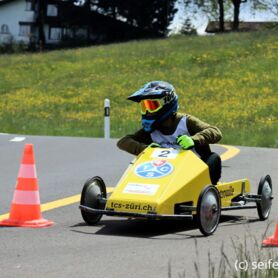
[[104, 99, 110, 139]]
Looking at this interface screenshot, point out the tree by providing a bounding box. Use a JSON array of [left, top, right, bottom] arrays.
[[230, 0, 247, 30], [184, 0, 226, 32], [36, 0, 47, 50], [218, 0, 225, 31], [180, 17, 197, 34], [184, 0, 254, 32], [88, 0, 178, 36]]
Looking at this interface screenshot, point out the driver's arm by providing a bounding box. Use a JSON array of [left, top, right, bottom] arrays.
[[187, 115, 222, 146], [117, 129, 152, 156]]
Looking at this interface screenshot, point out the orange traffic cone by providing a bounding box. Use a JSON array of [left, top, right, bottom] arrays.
[[262, 223, 278, 247], [0, 144, 53, 228]]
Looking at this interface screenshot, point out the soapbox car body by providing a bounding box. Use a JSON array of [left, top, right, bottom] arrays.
[[79, 147, 273, 236]]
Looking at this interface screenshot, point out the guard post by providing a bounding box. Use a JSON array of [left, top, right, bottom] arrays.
[[104, 99, 110, 139]]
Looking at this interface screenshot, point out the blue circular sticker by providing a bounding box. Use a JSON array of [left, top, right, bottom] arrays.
[[135, 160, 174, 178]]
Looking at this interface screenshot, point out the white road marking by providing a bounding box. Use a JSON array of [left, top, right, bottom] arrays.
[[10, 137, 26, 142]]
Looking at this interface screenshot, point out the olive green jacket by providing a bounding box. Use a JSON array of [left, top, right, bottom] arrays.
[[117, 113, 222, 158]]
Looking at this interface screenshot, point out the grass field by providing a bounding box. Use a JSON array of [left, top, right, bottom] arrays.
[[0, 31, 277, 147]]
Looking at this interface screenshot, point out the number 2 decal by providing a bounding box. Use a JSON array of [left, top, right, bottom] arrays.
[[158, 150, 171, 157], [151, 149, 179, 159]]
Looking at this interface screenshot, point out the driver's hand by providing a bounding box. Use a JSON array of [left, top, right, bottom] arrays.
[[148, 142, 161, 148], [176, 135, 194, 150]]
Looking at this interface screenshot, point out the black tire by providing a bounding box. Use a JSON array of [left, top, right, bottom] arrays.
[[80, 176, 107, 225], [197, 185, 221, 236], [257, 175, 272, 220]]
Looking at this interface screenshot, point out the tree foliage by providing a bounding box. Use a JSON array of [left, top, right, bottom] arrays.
[[253, 0, 278, 16]]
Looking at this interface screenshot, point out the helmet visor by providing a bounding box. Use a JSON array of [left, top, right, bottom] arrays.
[[140, 99, 164, 114]]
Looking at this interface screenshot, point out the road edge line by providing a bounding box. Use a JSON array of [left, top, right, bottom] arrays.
[[218, 144, 240, 161]]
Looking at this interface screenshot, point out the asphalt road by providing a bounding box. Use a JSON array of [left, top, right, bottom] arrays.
[[0, 134, 277, 278]]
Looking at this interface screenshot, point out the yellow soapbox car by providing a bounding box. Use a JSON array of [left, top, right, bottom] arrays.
[[79, 148, 273, 236]]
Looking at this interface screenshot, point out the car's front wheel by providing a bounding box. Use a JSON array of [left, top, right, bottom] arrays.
[[80, 176, 107, 225]]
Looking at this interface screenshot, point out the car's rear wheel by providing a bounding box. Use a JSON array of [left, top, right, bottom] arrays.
[[197, 185, 221, 236], [80, 176, 107, 225], [257, 175, 272, 220]]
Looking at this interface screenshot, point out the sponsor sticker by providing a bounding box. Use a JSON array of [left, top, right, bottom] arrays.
[[135, 160, 174, 178], [123, 183, 160, 195]]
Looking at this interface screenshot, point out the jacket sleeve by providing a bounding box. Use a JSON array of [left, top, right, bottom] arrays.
[[117, 129, 153, 156], [186, 115, 222, 146]]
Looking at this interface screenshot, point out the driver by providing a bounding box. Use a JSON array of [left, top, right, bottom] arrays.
[[117, 81, 222, 184]]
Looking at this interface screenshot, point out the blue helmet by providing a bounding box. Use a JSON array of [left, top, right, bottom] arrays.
[[128, 81, 178, 132]]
